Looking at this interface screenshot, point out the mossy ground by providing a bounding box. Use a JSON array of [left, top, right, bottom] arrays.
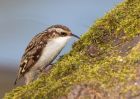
[[4, 0, 140, 98]]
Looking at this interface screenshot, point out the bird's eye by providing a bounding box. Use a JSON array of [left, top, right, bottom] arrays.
[[61, 32, 67, 36]]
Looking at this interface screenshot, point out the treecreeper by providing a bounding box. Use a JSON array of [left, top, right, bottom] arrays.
[[14, 24, 80, 85]]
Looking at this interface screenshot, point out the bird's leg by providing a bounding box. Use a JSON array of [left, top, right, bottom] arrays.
[[38, 68, 43, 72], [38, 63, 53, 73], [24, 71, 38, 85]]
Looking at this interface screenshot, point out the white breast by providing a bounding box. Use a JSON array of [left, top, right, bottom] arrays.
[[32, 36, 71, 70]]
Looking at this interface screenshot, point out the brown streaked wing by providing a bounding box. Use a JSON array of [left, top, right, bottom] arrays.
[[17, 32, 49, 78]]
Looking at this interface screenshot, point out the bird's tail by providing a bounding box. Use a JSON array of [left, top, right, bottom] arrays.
[[14, 73, 22, 85], [14, 65, 24, 85], [14, 77, 18, 85]]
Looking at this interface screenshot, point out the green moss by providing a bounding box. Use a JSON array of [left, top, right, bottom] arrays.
[[4, 0, 140, 98]]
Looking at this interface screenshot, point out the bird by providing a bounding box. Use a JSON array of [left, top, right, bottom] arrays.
[[14, 24, 80, 85]]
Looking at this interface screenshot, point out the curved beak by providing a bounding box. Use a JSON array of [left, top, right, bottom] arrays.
[[71, 33, 80, 39]]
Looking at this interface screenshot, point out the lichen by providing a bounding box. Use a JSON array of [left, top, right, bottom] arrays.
[[4, 0, 140, 98]]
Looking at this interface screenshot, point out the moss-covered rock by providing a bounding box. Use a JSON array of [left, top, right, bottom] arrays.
[[4, 0, 140, 98]]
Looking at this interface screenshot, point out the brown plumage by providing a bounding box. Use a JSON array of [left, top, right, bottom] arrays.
[[14, 25, 79, 85]]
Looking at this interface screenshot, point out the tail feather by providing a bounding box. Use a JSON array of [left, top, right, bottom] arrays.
[[14, 66, 23, 85], [14, 78, 18, 85], [14, 74, 22, 85]]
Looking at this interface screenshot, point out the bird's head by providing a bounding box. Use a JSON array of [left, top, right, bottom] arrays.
[[46, 24, 80, 39]]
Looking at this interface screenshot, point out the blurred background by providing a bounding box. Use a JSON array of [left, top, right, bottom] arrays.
[[0, 0, 122, 98]]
